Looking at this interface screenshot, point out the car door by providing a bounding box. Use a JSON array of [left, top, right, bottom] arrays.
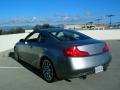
[[17, 32, 35, 61], [21, 32, 40, 63], [23, 32, 45, 67]]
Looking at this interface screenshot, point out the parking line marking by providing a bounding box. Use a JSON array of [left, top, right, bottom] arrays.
[[0, 67, 24, 69]]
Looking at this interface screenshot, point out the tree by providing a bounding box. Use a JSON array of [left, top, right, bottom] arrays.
[[87, 22, 94, 25], [0, 29, 3, 35], [33, 24, 42, 30], [42, 24, 50, 29], [33, 24, 55, 30], [15, 27, 25, 33]]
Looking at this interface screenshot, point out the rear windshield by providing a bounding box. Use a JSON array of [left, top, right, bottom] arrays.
[[49, 30, 91, 41]]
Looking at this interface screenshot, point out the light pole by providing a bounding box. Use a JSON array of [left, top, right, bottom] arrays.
[[106, 15, 115, 27], [95, 19, 102, 26]]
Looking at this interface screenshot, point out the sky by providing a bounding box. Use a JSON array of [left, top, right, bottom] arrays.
[[0, 0, 120, 25]]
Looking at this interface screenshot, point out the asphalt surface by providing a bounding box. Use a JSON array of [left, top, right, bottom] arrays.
[[0, 40, 120, 90]]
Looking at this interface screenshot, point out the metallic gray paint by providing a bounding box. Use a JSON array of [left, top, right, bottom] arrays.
[[14, 29, 111, 79]]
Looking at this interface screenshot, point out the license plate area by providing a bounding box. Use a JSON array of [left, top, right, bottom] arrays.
[[95, 65, 103, 74]]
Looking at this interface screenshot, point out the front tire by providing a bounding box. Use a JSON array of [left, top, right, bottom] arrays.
[[14, 48, 20, 61], [41, 59, 55, 83]]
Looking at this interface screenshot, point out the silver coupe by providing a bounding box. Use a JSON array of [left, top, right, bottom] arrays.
[[14, 29, 111, 82]]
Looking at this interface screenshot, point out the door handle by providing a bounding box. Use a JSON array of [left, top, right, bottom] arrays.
[[25, 41, 28, 44]]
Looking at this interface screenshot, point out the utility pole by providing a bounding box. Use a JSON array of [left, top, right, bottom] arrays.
[[106, 14, 115, 27]]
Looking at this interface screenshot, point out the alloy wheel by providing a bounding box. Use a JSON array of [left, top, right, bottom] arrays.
[[42, 59, 55, 82]]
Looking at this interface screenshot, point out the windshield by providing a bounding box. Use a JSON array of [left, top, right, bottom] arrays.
[[49, 30, 91, 41]]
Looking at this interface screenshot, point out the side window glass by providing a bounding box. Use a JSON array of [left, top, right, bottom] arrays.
[[38, 33, 45, 42], [57, 32, 64, 38], [26, 33, 40, 42]]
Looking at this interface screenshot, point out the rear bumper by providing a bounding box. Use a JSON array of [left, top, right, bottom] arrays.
[[55, 52, 111, 79]]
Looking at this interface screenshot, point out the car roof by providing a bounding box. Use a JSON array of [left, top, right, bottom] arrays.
[[34, 28, 73, 33]]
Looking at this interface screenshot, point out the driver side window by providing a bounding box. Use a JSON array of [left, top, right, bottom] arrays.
[[26, 32, 40, 42]]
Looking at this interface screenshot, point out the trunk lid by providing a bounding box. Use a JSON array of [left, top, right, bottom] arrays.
[[62, 39, 105, 56]]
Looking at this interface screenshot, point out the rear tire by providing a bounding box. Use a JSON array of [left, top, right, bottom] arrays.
[[41, 59, 56, 83]]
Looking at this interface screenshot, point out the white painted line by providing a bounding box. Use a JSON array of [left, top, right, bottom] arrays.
[[0, 67, 24, 69]]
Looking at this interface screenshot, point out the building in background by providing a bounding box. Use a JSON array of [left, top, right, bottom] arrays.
[[64, 24, 108, 30]]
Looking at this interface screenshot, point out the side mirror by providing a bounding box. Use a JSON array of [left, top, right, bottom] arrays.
[[19, 39, 24, 42]]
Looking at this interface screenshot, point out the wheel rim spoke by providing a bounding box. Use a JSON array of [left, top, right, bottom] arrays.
[[42, 60, 53, 81]]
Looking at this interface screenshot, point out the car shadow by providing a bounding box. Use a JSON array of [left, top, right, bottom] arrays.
[[8, 52, 72, 83], [8, 52, 43, 78]]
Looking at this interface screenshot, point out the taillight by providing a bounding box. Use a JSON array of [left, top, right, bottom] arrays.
[[103, 43, 109, 52], [63, 46, 89, 57]]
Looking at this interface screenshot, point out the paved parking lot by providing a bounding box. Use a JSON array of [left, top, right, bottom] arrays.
[[0, 40, 120, 90]]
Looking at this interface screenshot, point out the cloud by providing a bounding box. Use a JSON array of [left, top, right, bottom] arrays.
[[0, 17, 47, 25], [0, 13, 97, 25], [52, 13, 82, 23], [85, 11, 97, 17]]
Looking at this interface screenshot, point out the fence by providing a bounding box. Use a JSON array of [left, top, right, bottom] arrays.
[[0, 29, 120, 52]]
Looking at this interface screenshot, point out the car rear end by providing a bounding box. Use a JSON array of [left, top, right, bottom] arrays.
[[49, 30, 112, 79], [59, 41, 111, 78]]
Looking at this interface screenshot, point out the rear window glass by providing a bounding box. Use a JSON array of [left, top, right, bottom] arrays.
[[49, 30, 90, 41]]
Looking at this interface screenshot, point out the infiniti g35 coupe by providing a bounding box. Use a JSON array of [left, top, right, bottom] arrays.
[[14, 29, 111, 82]]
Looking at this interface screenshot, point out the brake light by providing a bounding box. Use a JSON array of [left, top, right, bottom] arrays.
[[63, 46, 89, 57], [103, 43, 109, 52]]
